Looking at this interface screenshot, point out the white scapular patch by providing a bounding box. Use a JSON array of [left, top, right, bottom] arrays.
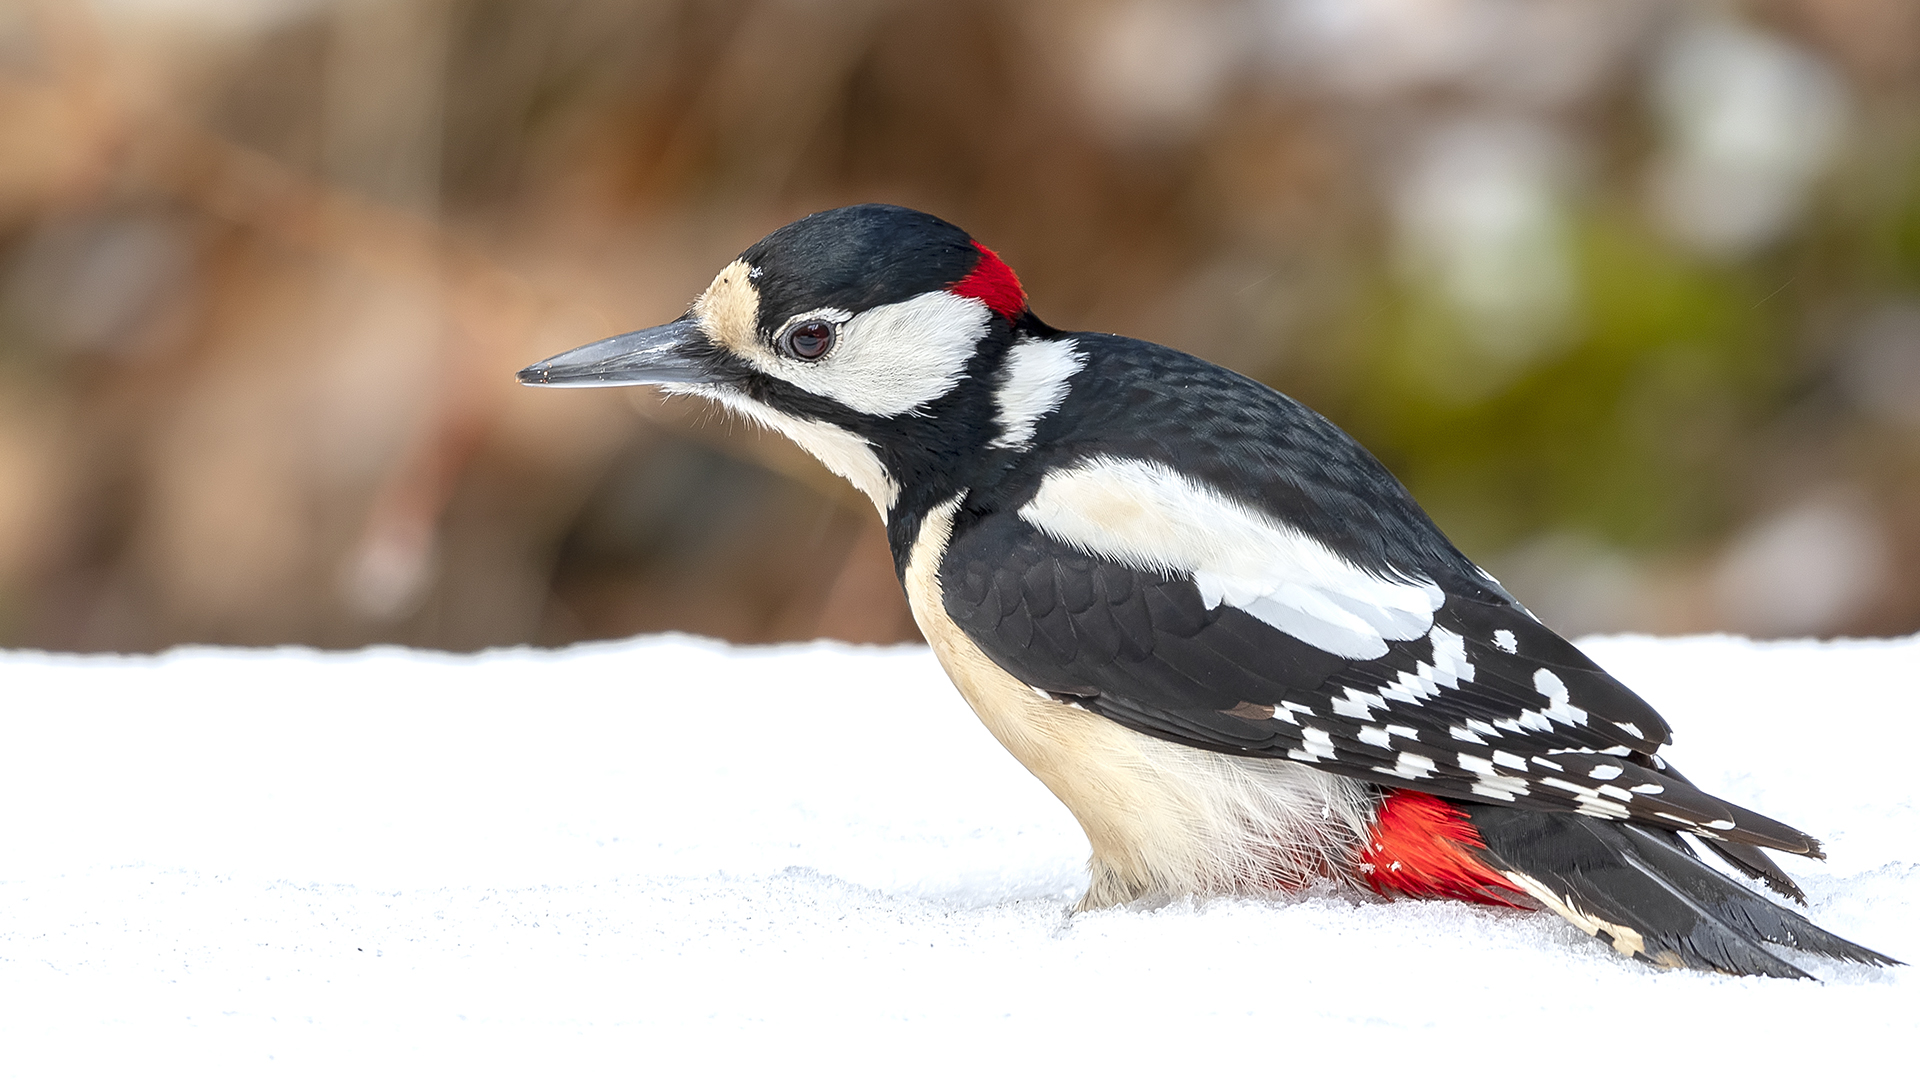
[[770, 293, 990, 417], [1018, 456, 1444, 659], [688, 385, 900, 517], [1493, 629, 1517, 653], [989, 336, 1082, 449]]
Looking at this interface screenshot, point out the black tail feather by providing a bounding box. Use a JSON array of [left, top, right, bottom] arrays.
[[1639, 757, 1825, 858], [1720, 801, 1825, 859], [1610, 833, 1894, 967], [1638, 825, 1805, 903], [1694, 836, 1807, 904], [1464, 805, 1897, 977]]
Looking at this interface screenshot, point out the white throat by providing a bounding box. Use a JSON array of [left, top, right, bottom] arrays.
[[687, 385, 901, 520]]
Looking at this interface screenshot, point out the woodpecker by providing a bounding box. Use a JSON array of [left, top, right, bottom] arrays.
[[520, 204, 1894, 977]]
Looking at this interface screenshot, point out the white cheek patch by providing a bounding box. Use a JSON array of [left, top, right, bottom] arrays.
[[692, 263, 990, 418], [766, 291, 990, 417], [990, 336, 1083, 449], [1018, 456, 1443, 660], [683, 385, 900, 518]]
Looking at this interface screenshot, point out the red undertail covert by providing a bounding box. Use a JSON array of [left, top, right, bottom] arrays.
[[1364, 790, 1528, 907]]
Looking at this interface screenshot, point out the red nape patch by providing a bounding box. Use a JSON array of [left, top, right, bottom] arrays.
[[948, 242, 1026, 321], [1363, 791, 1529, 907]]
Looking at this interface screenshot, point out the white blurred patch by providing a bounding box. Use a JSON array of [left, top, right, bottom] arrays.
[[1260, 0, 1481, 93], [1394, 120, 1578, 378], [85, 0, 330, 34], [1712, 497, 1889, 637], [1486, 533, 1648, 637], [1646, 16, 1848, 257], [1076, 0, 1244, 144], [1256, 0, 1644, 106], [340, 516, 438, 621]]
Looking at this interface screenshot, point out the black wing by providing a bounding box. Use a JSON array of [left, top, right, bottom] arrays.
[[940, 505, 1820, 855]]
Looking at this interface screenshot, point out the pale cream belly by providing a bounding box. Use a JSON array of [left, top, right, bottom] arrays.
[[904, 497, 1376, 908]]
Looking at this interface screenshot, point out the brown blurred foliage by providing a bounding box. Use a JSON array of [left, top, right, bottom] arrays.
[[0, 0, 1917, 652]]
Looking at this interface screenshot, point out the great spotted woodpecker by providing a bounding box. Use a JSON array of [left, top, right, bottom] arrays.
[[520, 204, 1893, 977]]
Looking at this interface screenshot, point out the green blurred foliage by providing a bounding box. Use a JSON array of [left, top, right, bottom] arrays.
[[1334, 141, 1920, 570]]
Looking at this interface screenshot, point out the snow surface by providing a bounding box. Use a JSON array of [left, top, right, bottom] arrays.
[[1, 633, 1914, 1076]]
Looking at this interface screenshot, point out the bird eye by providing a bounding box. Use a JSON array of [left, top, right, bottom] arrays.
[[783, 319, 835, 361]]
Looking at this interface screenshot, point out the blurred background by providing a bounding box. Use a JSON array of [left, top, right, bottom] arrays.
[[0, 0, 1916, 653]]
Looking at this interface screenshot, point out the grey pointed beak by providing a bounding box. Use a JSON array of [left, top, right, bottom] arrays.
[[516, 318, 714, 387]]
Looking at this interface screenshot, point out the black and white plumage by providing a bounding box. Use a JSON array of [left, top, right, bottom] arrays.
[[520, 204, 1893, 977]]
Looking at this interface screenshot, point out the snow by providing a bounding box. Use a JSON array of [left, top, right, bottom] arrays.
[[1, 633, 1914, 1075]]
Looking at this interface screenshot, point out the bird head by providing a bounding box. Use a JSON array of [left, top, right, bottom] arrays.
[[518, 204, 1039, 520]]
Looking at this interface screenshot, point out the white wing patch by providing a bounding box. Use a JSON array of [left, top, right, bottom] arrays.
[[767, 291, 989, 417], [1017, 455, 1444, 659], [990, 336, 1082, 449]]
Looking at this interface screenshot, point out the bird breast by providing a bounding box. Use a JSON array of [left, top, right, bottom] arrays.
[[904, 494, 1378, 908]]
